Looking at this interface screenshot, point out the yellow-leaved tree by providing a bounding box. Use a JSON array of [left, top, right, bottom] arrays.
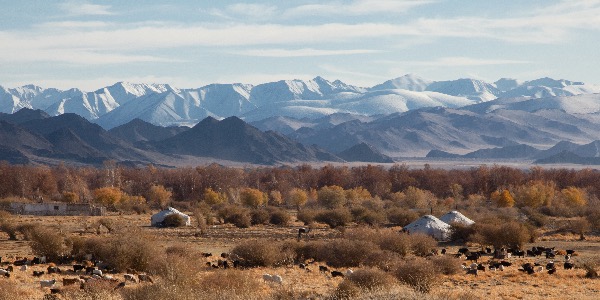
[[240, 188, 266, 208], [202, 188, 227, 205], [491, 189, 515, 207], [287, 188, 308, 210], [561, 186, 587, 207], [513, 181, 556, 208]]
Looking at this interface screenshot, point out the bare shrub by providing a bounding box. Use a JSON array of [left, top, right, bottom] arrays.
[[0, 221, 19, 240], [219, 205, 251, 228], [449, 223, 476, 243], [250, 209, 270, 225], [430, 255, 462, 275], [120, 284, 195, 300], [347, 227, 412, 257], [163, 214, 186, 227], [297, 209, 318, 225], [198, 269, 264, 299], [394, 257, 439, 293], [150, 251, 201, 284], [321, 239, 377, 268], [0, 281, 41, 300], [351, 207, 386, 226], [581, 258, 600, 278], [315, 208, 352, 228], [363, 250, 402, 271], [409, 233, 437, 257], [231, 239, 290, 267], [475, 221, 533, 249], [26, 225, 69, 262], [268, 208, 291, 226], [386, 207, 419, 226], [334, 268, 396, 299]]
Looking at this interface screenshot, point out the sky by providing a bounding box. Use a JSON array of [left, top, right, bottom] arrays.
[[1, 0, 599, 91]]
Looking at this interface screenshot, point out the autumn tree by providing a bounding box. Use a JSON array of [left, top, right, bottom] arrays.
[[147, 185, 172, 209], [402, 186, 435, 209], [287, 188, 308, 210], [269, 190, 283, 206], [512, 181, 556, 208], [93, 187, 124, 207], [317, 185, 346, 209], [240, 188, 266, 208], [491, 189, 515, 207], [560, 186, 588, 207], [201, 188, 226, 206]]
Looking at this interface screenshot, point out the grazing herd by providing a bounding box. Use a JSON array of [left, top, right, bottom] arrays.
[[448, 246, 579, 276], [0, 254, 155, 295]]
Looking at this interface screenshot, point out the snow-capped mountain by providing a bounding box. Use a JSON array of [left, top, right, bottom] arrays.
[[1, 75, 598, 129], [425, 78, 501, 102], [370, 74, 431, 91]]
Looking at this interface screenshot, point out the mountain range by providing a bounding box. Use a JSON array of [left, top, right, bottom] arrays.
[[2, 75, 600, 166], [3, 75, 599, 130]]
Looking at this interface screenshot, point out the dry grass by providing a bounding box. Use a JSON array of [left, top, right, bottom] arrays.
[[1, 213, 600, 300]]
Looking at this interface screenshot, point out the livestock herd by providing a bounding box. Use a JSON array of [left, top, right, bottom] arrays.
[[452, 245, 578, 276], [0, 254, 155, 295]]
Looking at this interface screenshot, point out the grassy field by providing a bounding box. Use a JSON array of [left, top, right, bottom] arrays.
[[1, 213, 599, 300]]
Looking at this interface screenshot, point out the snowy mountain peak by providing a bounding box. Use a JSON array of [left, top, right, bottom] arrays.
[[524, 77, 584, 88], [494, 78, 522, 92], [370, 74, 432, 92], [426, 78, 500, 102]]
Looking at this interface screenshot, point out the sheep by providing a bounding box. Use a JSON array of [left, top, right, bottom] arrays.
[[124, 274, 137, 282], [345, 269, 354, 276], [103, 275, 115, 281], [40, 279, 56, 288], [331, 271, 344, 278], [0, 269, 10, 277], [20, 265, 28, 271], [469, 263, 478, 270], [534, 266, 544, 273], [92, 269, 103, 277], [262, 273, 283, 284], [546, 261, 555, 270]]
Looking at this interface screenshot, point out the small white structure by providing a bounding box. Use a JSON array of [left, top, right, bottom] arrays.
[[151, 207, 191, 227], [439, 210, 475, 226], [402, 215, 451, 240], [8, 202, 105, 216]]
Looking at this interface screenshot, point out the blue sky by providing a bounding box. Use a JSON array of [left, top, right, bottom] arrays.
[[1, 0, 599, 90]]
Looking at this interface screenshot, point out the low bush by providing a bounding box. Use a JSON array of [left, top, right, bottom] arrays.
[[198, 269, 264, 299], [219, 205, 251, 228], [351, 207, 386, 226], [394, 257, 439, 293], [25, 225, 69, 262], [347, 268, 396, 290], [363, 250, 402, 271], [250, 209, 270, 225], [163, 214, 186, 227], [430, 255, 462, 275], [449, 223, 476, 243], [269, 208, 291, 226], [321, 239, 377, 268], [315, 208, 352, 228], [409, 233, 437, 257], [231, 239, 291, 267], [297, 209, 318, 225], [386, 207, 419, 226]]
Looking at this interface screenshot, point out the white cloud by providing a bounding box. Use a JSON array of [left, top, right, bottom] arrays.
[[59, 1, 113, 16], [230, 48, 382, 57], [38, 21, 110, 29], [284, 0, 434, 17], [404, 57, 531, 67]]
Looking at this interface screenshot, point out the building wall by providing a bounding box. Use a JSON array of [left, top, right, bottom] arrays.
[[7, 202, 105, 216]]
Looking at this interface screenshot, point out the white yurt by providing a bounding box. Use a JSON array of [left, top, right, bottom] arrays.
[[402, 215, 451, 240], [439, 210, 475, 226], [151, 207, 191, 227]]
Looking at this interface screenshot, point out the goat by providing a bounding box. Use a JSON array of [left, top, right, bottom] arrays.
[[548, 268, 557, 275], [49, 288, 62, 294], [331, 271, 344, 278], [40, 279, 56, 288], [14, 258, 28, 266], [466, 253, 481, 263], [566, 249, 576, 255], [6, 266, 12, 272], [20, 265, 28, 271], [513, 250, 525, 258], [564, 262, 575, 270], [546, 261, 555, 270], [63, 278, 80, 286], [441, 248, 447, 255], [500, 261, 512, 267], [47, 266, 61, 274], [114, 282, 126, 290], [466, 269, 478, 276], [319, 265, 329, 272], [73, 264, 85, 272], [458, 248, 470, 254], [297, 227, 311, 240], [33, 270, 45, 277], [220, 253, 229, 259], [201, 252, 212, 257], [477, 264, 486, 271]]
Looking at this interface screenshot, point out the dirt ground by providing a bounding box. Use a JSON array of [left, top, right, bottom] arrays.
[[1, 213, 600, 300]]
